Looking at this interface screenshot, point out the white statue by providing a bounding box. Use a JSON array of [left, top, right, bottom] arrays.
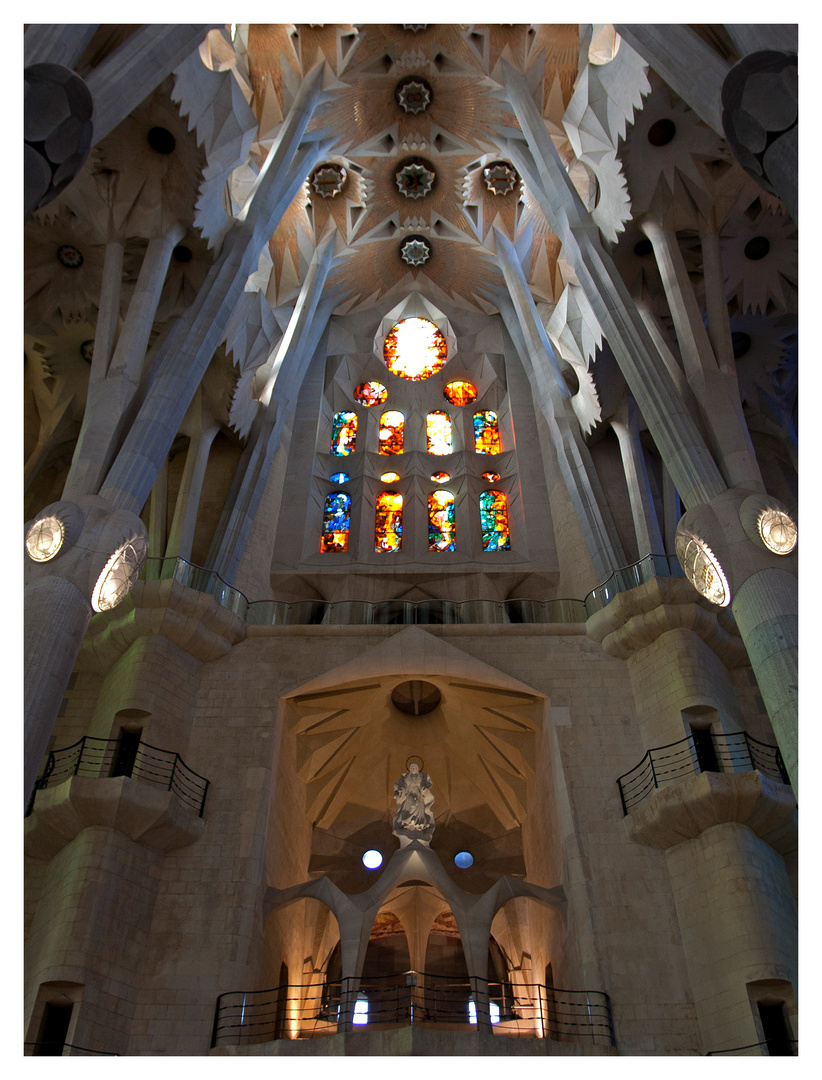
[[392, 762, 435, 846]]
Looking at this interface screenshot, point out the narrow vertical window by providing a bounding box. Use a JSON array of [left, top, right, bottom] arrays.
[[480, 490, 510, 551], [428, 490, 455, 551], [379, 411, 405, 455], [321, 492, 351, 552], [375, 492, 403, 552], [331, 411, 357, 456], [473, 410, 501, 454], [426, 411, 453, 455]]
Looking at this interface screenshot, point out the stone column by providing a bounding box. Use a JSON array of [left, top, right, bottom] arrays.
[[626, 783, 796, 1053], [99, 63, 335, 516], [611, 397, 665, 558], [85, 24, 221, 147], [500, 64, 798, 778], [498, 63, 727, 511], [208, 232, 341, 583], [731, 568, 798, 790], [64, 226, 186, 500], [165, 422, 220, 564], [640, 219, 763, 493], [145, 457, 169, 578], [24, 24, 99, 67], [493, 233, 626, 582]]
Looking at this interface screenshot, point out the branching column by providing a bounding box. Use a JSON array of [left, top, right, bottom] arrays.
[[24, 62, 337, 802], [493, 232, 626, 582]]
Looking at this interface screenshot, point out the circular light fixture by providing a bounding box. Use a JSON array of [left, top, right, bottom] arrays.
[[395, 160, 435, 200], [362, 849, 383, 869], [675, 532, 731, 607], [483, 161, 518, 195], [400, 235, 431, 266], [396, 77, 432, 114], [25, 516, 65, 562], [454, 851, 474, 869], [311, 162, 347, 199], [757, 508, 797, 554], [330, 471, 350, 484], [380, 471, 400, 483], [57, 244, 83, 268], [91, 535, 149, 612]]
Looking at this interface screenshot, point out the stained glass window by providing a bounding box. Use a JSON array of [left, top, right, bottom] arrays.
[[330, 471, 350, 484], [479, 490, 510, 551], [383, 317, 448, 380], [430, 471, 451, 482], [354, 381, 388, 406], [375, 491, 403, 552], [331, 411, 357, 456], [379, 411, 404, 455], [444, 380, 477, 406], [482, 471, 500, 482], [473, 410, 501, 454], [428, 490, 455, 552], [320, 492, 351, 553], [426, 411, 453, 455], [380, 471, 400, 483]]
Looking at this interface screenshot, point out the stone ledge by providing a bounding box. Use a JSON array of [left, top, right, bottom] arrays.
[[586, 577, 747, 666], [79, 579, 247, 670], [624, 770, 797, 854], [25, 774, 205, 860], [209, 1026, 617, 1055]]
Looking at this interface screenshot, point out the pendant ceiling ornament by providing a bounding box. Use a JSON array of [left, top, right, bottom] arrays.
[[396, 160, 435, 200], [400, 235, 431, 266], [310, 163, 347, 199], [483, 161, 518, 196], [396, 77, 432, 114]]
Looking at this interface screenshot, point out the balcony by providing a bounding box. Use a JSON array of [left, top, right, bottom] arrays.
[[27, 735, 209, 818], [616, 730, 790, 815], [211, 972, 615, 1049]]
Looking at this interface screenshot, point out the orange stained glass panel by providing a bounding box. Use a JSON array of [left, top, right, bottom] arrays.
[[443, 380, 477, 406], [428, 490, 456, 552], [375, 491, 403, 552], [354, 381, 388, 406], [379, 411, 404, 455], [383, 317, 448, 380]]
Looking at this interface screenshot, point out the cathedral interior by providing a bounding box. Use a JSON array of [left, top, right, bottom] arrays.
[[23, 23, 798, 1057]]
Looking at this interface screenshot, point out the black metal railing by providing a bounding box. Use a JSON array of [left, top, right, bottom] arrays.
[[616, 730, 791, 814], [707, 1040, 797, 1056], [24, 1041, 118, 1055], [27, 736, 210, 817], [211, 972, 614, 1047]]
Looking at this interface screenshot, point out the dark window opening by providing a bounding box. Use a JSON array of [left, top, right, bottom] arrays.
[[759, 1002, 794, 1055], [36, 1003, 72, 1056], [110, 728, 141, 778]]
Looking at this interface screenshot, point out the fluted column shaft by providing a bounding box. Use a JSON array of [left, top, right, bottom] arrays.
[[611, 399, 665, 558]]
